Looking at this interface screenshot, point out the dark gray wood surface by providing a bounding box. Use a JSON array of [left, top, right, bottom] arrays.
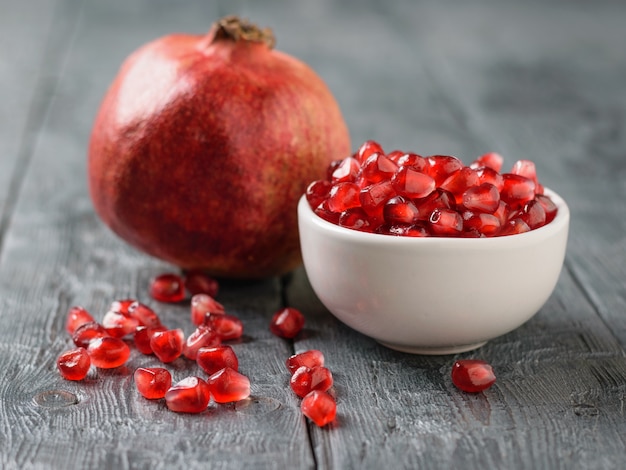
[[1, 0, 625, 468]]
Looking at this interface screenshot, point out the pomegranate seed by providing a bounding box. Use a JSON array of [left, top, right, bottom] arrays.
[[183, 325, 221, 360], [314, 200, 341, 225], [301, 390, 337, 427], [462, 212, 501, 237], [183, 270, 219, 297], [150, 328, 184, 363], [306, 180, 332, 210], [429, 208, 463, 236], [325, 159, 343, 181], [286, 350, 325, 375], [470, 152, 503, 172], [87, 336, 131, 369], [338, 207, 373, 232], [493, 200, 511, 226], [359, 180, 396, 222], [204, 314, 243, 341], [331, 157, 361, 183], [359, 153, 398, 184], [127, 301, 162, 328], [425, 155, 463, 186], [269, 307, 305, 339], [474, 166, 504, 191], [134, 325, 167, 355], [72, 321, 109, 348], [207, 367, 251, 403], [519, 199, 547, 229], [511, 159, 538, 184], [327, 182, 361, 213], [57, 347, 91, 381], [191, 293, 225, 326], [165, 376, 211, 413], [378, 223, 429, 237], [383, 196, 419, 225], [65, 306, 95, 335], [102, 309, 140, 338], [391, 166, 436, 199], [500, 173, 536, 208], [355, 140, 384, 163], [440, 167, 480, 204], [109, 299, 135, 315], [149, 273, 185, 303], [134, 367, 172, 399], [290, 366, 334, 398], [535, 194, 558, 223], [498, 218, 532, 236], [451, 359, 496, 393], [197, 345, 239, 376], [414, 189, 456, 220], [462, 183, 500, 213], [394, 152, 427, 172]]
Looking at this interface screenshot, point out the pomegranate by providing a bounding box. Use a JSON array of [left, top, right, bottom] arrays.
[[88, 15, 350, 279], [451, 359, 496, 393]]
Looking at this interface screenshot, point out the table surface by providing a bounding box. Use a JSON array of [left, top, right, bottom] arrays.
[[2, 0, 626, 469]]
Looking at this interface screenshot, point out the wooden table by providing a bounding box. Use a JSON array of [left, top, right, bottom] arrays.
[[2, 1, 625, 468]]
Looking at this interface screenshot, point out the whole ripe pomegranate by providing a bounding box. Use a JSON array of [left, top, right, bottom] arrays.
[[89, 16, 350, 279]]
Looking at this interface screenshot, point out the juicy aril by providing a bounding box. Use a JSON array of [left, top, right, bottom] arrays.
[[88, 16, 350, 278]]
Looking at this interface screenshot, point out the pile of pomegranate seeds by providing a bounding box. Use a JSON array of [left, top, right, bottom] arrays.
[[451, 359, 496, 393], [286, 350, 337, 427], [306, 140, 558, 237]]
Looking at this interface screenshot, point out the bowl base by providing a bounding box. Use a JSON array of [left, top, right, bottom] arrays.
[[377, 340, 487, 355]]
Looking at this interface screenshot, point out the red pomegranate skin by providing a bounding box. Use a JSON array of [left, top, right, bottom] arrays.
[[88, 18, 350, 279]]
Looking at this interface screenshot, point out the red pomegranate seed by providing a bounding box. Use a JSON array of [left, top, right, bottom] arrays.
[[511, 159, 538, 184], [462, 212, 501, 237], [286, 350, 325, 375], [150, 273, 185, 303], [204, 314, 243, 341], [207, 367, 251, 403], [57, 347, 91, 381], [306, 180, 332, 210], [338, 207, 373, 232], [394, 152, 427, 172], [378, 223, 429, 237], [359, 180, 396, 221], [474, 166, 504, 191], [331, 157, 361, 183], [109, 299, 135, 315], [183, 270, 219, 297], [498, 218, 532, 236], [101, 310, 140, 338], [462, 183, 500, 213], [134, 367, 172, 399], [425, 155, 464, 186], [87, 336, 131, 369], [127, 301, 162, 328], [440, 167, 480, 203], [500, 173, 536, 208], [383, 196, 419, 225], [301, 390, 337, 427], [391, 166, 436, 199], [314, 200, 341, 225], [535, 194, 558, 223], [470, 152, 503, 172], [327, 182, 361, 213], [134, 325, 167, 355], [429, 208, 463, 236], [72, 321, 109, 348], [150, 328, 184, 363], [165, 376, 211, 413], [290, 366, 334, 398], [191, 293, 226, 326], [270, 307, 305, 339], [493, 200, 511, 225], [355, 140, 384, 163], [325, 159, 343, 181], [451, 359, 496, 393], [65, 306, 95, 335], [519, 199, 547, 229], [197, 345, 239, 376], [414, 189, 456, 220], [183, 325, 221, 360], [359, 153, 398, 184]]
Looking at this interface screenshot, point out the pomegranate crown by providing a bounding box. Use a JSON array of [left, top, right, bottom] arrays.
[[212, 15, 276, 49]]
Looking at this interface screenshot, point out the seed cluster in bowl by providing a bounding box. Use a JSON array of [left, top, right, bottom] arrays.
[[306, 140, 558, 238]]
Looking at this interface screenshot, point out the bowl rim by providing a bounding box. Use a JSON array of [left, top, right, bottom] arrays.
[[298, 187, 569, 247]]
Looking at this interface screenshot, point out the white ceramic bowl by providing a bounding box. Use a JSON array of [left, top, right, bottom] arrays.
[[298, 189, 570, 355]]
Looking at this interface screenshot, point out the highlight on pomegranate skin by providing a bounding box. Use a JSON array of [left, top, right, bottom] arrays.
[[451, 359, 496, 393], [306, 141, 558, 238]]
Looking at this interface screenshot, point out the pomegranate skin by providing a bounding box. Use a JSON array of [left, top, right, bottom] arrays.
[[88, 17, 351, 279]]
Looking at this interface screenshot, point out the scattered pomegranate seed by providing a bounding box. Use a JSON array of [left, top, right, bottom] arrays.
[[134, 325, 167, 355], [301, 390, 337, 427], [182, 325, 221, 360], [165, 376, 211, 413], [72, 321, 109, 348], [109, 299, 135, 315], [290, 366, 334, 398], [197, 345, 239, 376], [191, 293, 226, 326], [65, 306, 95, 335], [451, 359, 496, 393], [150, 273, 185, 303], [150, 328, 184, 363], [57, 347, 91, 381], [204, 314, 243, 341], [134, 367, 172, 399], [207, 367, 251, 403], [183, 270, 219, 297], [286, 350, 325, 375], [102, 310, 140, 338], [127, 301, 162, 328], [87, 336, 131, 369], [270, 307, 305, 339]]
